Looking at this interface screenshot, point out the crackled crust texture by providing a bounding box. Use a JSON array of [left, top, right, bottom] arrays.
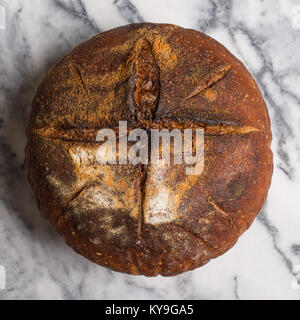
[[25, 23, 273, 276]]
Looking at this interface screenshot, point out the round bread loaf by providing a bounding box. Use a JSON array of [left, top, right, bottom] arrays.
[[25, 23, 273, 276]]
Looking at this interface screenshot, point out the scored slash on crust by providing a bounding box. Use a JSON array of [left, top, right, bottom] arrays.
[[185, 64, 232, 100], [69, 63, 92, 102], [31, 122, 259, 141]]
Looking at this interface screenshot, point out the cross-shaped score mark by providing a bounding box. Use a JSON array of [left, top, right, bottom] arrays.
[[31, 37, 260, 237]]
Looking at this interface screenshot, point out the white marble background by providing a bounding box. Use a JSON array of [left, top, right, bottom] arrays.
[[0, 0, 300, 300]]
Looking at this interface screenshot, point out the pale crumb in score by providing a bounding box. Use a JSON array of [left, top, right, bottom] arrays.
[[147, 187, 176, 224]]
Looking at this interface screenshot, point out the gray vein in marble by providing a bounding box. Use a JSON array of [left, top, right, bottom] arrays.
[[233, 275, 240, 300], [196, 0, 226, 33], [114, 0, 144, 23], [53, 0, 101, 33], [291, 245, 300, 256], [257, 210, 296, 276]]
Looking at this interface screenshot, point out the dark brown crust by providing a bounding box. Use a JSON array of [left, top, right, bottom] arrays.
[[25, 23, 273, 276]]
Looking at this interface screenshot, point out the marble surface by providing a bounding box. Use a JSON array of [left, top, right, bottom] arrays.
[[0, 0, 300, 300]]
